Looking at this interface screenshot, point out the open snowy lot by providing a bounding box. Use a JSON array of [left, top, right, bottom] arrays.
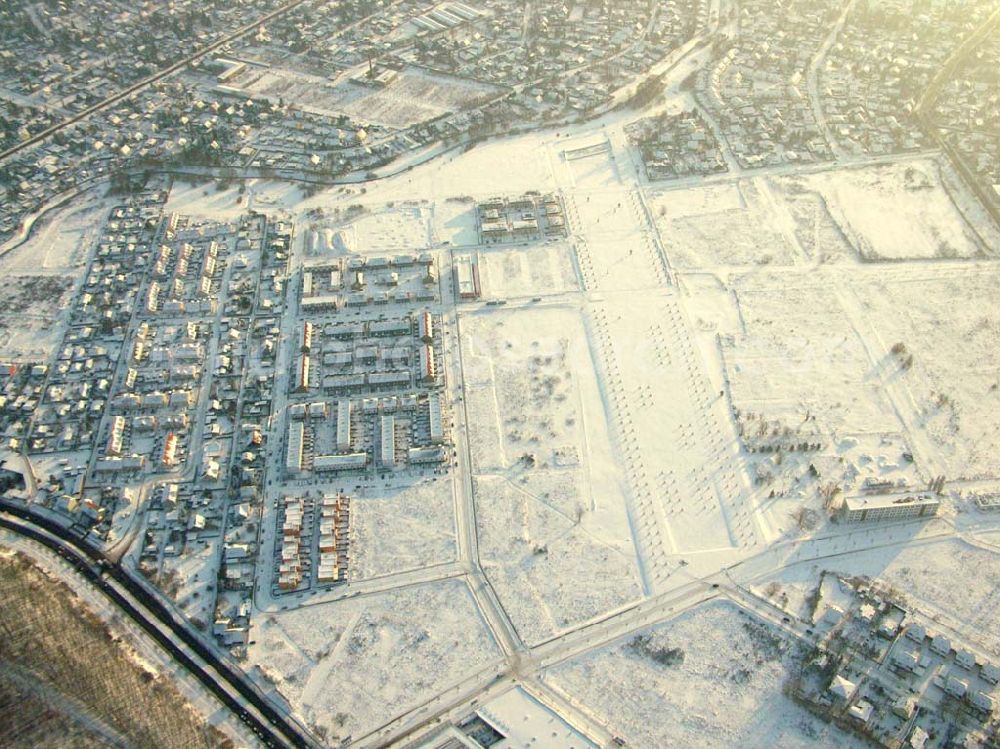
[[326, 203, 432, 253], [164, 179, 250, 220], [474, 473, 643, 645], [431, 198, 479, 247], [350, 477, 458, 581], [0, 193, 108, 272], [722, 273, 902, 437], [793, 160, 993, 261], [247, 579, 501, 744], [853, 267, 1000, 480], [476, 241, 579, 299], [544, 601, 863, 749], [652, 179, 801, 268], [459, 304, 642, 641]]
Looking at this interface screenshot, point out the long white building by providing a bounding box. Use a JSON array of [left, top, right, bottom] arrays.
[[841, 493, 940, 523], [381, 415, 396, 468], [336, 400, 352, 452], [286, 421, 305, 472]]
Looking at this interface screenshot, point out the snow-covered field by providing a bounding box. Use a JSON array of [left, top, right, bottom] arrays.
[[239, 66, 502, 129], [476, 241, 578, 298], [722, 273, 900, 437], [350, 477, 457, 580], [1, 194, 108, 272], [474, 474, 643, 645], [164, 179, 250, 220], [0, 193, 106, 361], [545, 600, 864, 749], [652, 179, 801, 267], [460, 305, 642, 642], [246, 579, 502, 743], [794, 160, 991, 261], [854, 268, 1000, 480], [431, 198, 479, 246]]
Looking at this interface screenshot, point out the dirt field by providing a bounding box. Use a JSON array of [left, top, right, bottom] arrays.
[[0, 551, 236, 749]]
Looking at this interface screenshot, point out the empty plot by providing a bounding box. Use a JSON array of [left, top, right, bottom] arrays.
[[475, 474, 643, 645], [797, 160, 989, 261], [857, 268, 1000, 479], [335, 205, 432, 253], [654, 179, 800, 268], [247, 579, 501, 744], [723, 276, 901, 436], [350, 477, 457, 580], [459, 304, 641, 620], [477, 242, 578, 298]]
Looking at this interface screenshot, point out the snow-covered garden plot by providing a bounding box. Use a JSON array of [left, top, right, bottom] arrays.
[[246, 579, 502, 744], [474, 474, 644, 646], [854, 268, 1000, 480], [795, 160, 991, 261], [545, 601, 862, 749], [337, 68, 504, 130], [476, 242, 579, 299], [332, 204, 432, 253], [591, 290, 755, 558], [349, 477, 457, 581], [652, 179, 801, 267], [240, 64, 501, 130], [301, 203, 432, 257]]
